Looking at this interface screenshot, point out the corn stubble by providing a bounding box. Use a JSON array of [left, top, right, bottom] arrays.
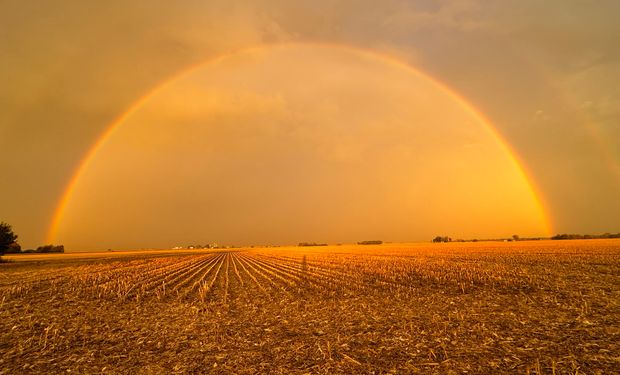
[[0, 240, 618, 374]]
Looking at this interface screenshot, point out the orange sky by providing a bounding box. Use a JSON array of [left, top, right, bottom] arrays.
[[50, 45, 549, 249], [1, 1, 618, 250]]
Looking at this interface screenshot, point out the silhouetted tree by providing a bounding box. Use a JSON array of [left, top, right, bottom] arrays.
[[6, 243, 21, 253], [36, 245, 64, 253], [0, 222, 19, 257]]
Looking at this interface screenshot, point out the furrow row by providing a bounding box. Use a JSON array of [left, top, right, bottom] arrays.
[[236, 254, 292, 297], [156, 254, 225, 300]]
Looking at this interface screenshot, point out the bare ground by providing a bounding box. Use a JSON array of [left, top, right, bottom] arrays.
[[1, 240, 618, 374]]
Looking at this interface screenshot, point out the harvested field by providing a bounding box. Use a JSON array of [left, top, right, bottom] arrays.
[[1, 240, 619, 374]]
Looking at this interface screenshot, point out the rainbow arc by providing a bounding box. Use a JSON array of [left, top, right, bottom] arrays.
[[47, 42, 553, 243]]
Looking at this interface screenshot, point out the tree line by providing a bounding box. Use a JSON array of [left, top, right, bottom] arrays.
[[551, 233, 620, 240], [0, 222, 64, 260]]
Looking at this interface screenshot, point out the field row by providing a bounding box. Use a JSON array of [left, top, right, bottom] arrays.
[[2, 246, 597, 303], [1, 241, 618, 374]]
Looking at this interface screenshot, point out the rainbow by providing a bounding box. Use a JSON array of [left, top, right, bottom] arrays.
[[46, 42, 554, 243]]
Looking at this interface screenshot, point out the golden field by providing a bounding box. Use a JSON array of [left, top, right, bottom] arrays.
[[1, 240, 618, 374]]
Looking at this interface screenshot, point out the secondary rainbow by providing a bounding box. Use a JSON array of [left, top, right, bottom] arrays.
[[47, 42, 554, 243]]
